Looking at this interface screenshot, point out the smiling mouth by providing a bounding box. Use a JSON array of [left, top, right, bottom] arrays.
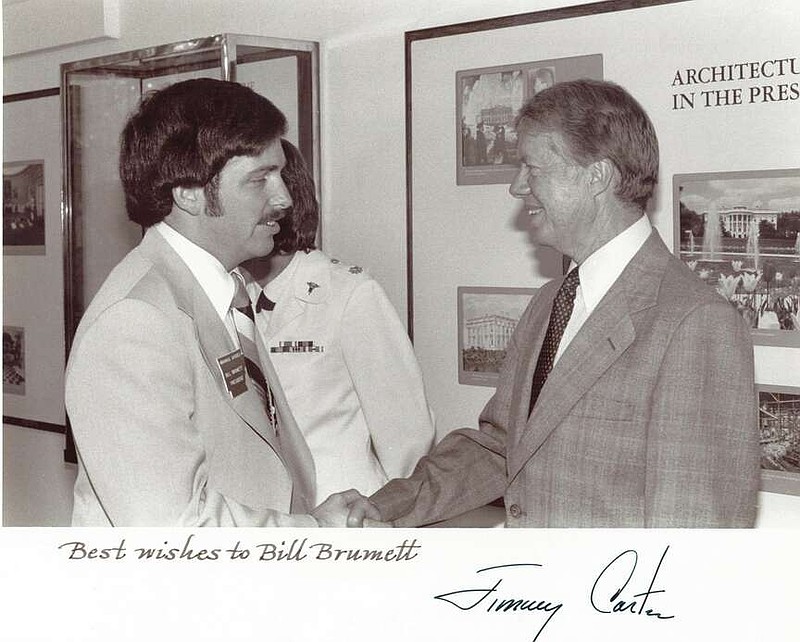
[[527, 207, 544, 217], [259, 220, 280, 232]]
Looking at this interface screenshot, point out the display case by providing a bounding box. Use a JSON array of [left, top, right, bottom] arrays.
[[61, 34, 319, 461]]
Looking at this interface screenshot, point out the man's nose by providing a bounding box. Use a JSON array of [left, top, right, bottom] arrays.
[[269, 179, 293, 219], [508, 168, 530, 198]]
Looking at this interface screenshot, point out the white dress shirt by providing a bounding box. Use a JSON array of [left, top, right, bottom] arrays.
[[154, 222, 238, 343], [555, 215, 652, 364]]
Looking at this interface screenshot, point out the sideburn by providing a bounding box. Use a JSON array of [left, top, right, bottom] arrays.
[[203, 175, 223, 217]]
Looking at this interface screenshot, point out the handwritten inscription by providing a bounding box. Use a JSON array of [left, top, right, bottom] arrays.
[[57, 536, 421, 564]]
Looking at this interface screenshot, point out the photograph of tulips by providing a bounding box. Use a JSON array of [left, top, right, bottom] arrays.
[[674, 169, 800, 346], [758, 387, 800, 495]]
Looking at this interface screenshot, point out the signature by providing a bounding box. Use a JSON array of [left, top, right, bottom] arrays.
[[590, 545, 675, 619], [433, 547, 675, 641], [433, 563, 563, 642]]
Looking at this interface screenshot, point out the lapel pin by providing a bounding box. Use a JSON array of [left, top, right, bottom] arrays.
[[307, 281, 320, 295]]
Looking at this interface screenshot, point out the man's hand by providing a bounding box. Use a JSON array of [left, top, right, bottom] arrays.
[[312, 489, 365, 527], [347, 496, 385, 527], [312, 490, 391, 527]]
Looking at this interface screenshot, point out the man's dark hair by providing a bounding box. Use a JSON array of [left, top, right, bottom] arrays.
[[272, 139, 318, 254], [119, 78, 287, 227], [515, 79, 659, 210]]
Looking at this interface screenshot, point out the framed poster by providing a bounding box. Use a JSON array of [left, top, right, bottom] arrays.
[[2, 88, 66, 434]]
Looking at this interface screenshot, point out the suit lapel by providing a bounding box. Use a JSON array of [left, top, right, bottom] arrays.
[[138, 229, 280, 449], [508, 230, 668, 481]]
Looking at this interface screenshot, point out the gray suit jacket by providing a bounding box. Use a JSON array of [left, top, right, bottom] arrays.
[[371, 231, 760, 527], [66, 228, 317, 526]]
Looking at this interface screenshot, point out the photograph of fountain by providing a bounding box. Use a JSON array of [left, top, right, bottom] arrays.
[[674, 169, 800, 346]]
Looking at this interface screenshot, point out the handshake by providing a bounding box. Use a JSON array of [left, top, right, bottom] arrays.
[[310, 489, 392, 528]]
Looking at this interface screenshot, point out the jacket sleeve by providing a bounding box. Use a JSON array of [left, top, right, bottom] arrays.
[[367, 294, 540, 526], [644, 300, 760, 527], [339, 279, 435, 479], [66, 299, 316, 527]]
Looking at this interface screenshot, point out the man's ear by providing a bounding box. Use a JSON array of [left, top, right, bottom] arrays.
[[172, 185, 205, 216], [588, 158, 615, 197]]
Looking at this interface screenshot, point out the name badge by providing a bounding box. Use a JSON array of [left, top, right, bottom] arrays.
[[218, 348, 247, 397]]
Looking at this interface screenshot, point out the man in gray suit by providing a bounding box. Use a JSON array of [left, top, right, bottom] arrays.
[[66, 79, 358, 526], [349, 79, 760, 528]]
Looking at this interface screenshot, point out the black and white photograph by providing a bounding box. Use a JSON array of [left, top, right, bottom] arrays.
[[2, 326, 26, 395], [456, 53, 603, 185], [458, 63, 525, 176], [675, 169, 800, 346], [457, 286, 536, 386], [759, 386, 800, 496], [3, 160, 45, 255], [1, 0, 799, 640]]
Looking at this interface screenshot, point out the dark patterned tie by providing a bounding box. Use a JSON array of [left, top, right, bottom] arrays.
[[231, 273, 277, 430], [528, 268, 581, 415]]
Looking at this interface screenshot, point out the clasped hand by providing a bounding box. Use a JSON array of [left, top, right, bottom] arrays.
[[311, 489, 389, 528]]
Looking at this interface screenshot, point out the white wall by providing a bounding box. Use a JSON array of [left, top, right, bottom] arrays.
[[3, 0, 798, 527], [2, 424, 76, 526]]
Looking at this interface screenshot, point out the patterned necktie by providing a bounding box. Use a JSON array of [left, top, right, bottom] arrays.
[[231, 273, 277, 430], [528, 268, 581, 415]]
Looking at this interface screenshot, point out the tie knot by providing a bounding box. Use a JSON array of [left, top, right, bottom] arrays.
[[561, 268, 580, 295], [231, 272, 252, 312]]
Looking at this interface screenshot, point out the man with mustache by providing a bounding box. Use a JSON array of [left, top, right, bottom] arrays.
[[66, 79, 357, 526]]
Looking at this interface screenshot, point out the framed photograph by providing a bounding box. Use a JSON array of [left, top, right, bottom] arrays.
[[456, 54, 603, 185], [673, 169, 800, 347], [457, 286, 537, 386], [758, 385, 800, 496], [3, 160, 45, 255], [3, 326, 26, 395]]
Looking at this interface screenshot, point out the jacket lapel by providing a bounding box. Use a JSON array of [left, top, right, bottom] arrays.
[[507, 230, 668, 481], [138, 229, 280, 449]]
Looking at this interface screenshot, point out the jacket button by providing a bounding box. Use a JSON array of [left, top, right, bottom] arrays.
[[508, 503, 521, 518]]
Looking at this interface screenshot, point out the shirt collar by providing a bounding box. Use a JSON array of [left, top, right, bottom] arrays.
[[155, 221, 236, 321], [572, 215, 652, 315]]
